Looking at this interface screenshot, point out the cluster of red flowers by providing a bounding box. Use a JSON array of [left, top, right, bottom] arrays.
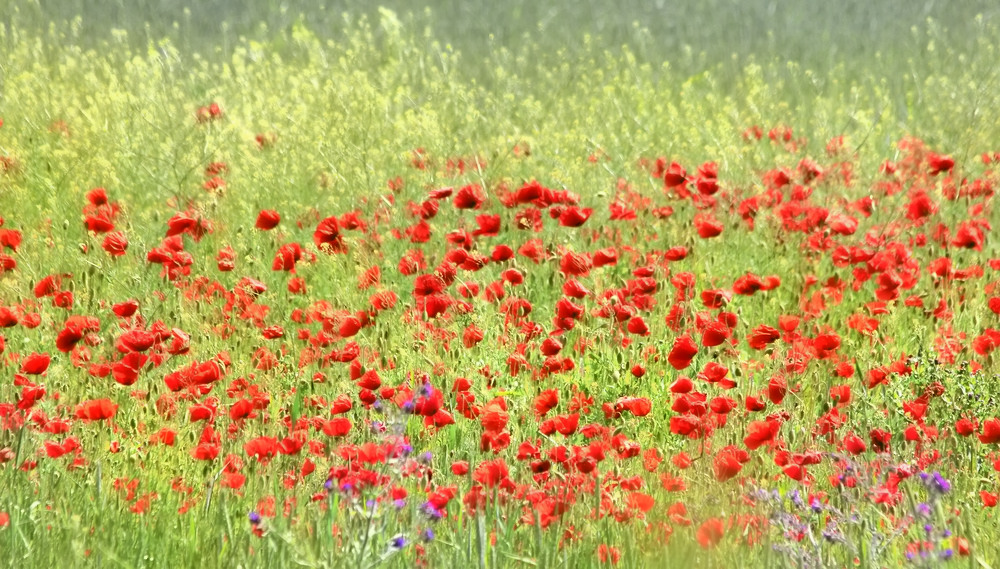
[[1, 117, 999, 563]]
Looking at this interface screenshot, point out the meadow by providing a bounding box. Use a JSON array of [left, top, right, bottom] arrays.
[[2, 1, 1000, 567]]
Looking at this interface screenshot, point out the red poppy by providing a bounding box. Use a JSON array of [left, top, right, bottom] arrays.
[[597, 544, 621, 565], [663, 162, 687, 187], [713, 446, 749, 482], [534, 389, 559, 417], [592, 247, 617, 267], [927, 153, 954, 175], [322, 418, 351, 437], [313, 216, 346, 254], [667, 336, 698, 370], [614, 397, 652, 417], [453, 184, 485, 209], [670, 376, 693, 393], [696, 518, 725, 548], [255, 210, 280, 230], [628, 492, 655, 513], [979, 418, 1000, 444], [701, 321, 730, 347], [870, 428, 892, 452], [747, 325, 780, 349], [75, 398, 118, 421], [21, 353, 51, 375], [245, 437, 279, 463], [744, 419, 780, 450], [981, 491, 998, 507], [559, 252, 592, 277], [955, 418, 977, 437], [626, 316, 650, 336], [192, 442, 220, 461], [102, 232, 128, 256], [693, 215, 723, 239], [112, 352, 147, 386], [767, 376, 787, 404], [473, 459, 508, 488], [112, 299, 139, 318], [558, 206, 592, 227]]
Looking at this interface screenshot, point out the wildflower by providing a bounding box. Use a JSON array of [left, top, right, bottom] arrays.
[[919, 471, 951, 495], [696, 518, 725, 548], [420, 502, 443, 521]]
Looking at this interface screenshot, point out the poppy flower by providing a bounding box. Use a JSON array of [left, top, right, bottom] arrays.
[[558, 206, 592, 227], [670, 415, 701, 437], [979, 418, 1000, 444], [693, 215, 723, 239], [473, 459, 508, 488], [614, 397, 652, 417], [667, 335, 698, 370], [56, 327, 83, 352], [559, 252, 592, 277], [255, 210, 280, 230], [663, 246, 688, 261], [744, 419, 780, 450], [700, 321, 730, 347], [245, 437, 279, 463], [767, 376, 787, 404], [626, 316, 650, 336], [747, 325, 780, 350], [21, 352, 51, 375], [982, 491, 998, 507], [84, 216, 115, 233], [663, 162, 687, 187], [453, 184, 485, 209], [112, 299, 139, 318], [112, 352, 147, 386], [696, 518, 725, 548], [870, 428, 892, 453], [592, 247, 617, 267], [628, 492, 655, 514], [75, 398, 118, 421], [597, 544, 621, 565], [102, 232, 128, 256], [313, 216, 346, 254], [322, 418, 352, 437], [670, 376, 693, 393], [927, 153, 954, 175], [955, 418, 977, 437]]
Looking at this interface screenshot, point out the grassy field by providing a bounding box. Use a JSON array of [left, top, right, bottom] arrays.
[[2, 2, 1000, 567]]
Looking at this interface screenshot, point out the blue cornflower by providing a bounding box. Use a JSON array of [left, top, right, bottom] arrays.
[[809, 497, 822, 513], [421, 502, 443, 521], [931, 472, 951, 494], [419, 383, 433, 398]]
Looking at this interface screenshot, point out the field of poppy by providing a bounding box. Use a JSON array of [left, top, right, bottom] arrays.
[[2, 2, 1000, 567]]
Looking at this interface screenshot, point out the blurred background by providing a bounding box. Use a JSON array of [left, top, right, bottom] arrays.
[[4, 0, 998, 74]]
